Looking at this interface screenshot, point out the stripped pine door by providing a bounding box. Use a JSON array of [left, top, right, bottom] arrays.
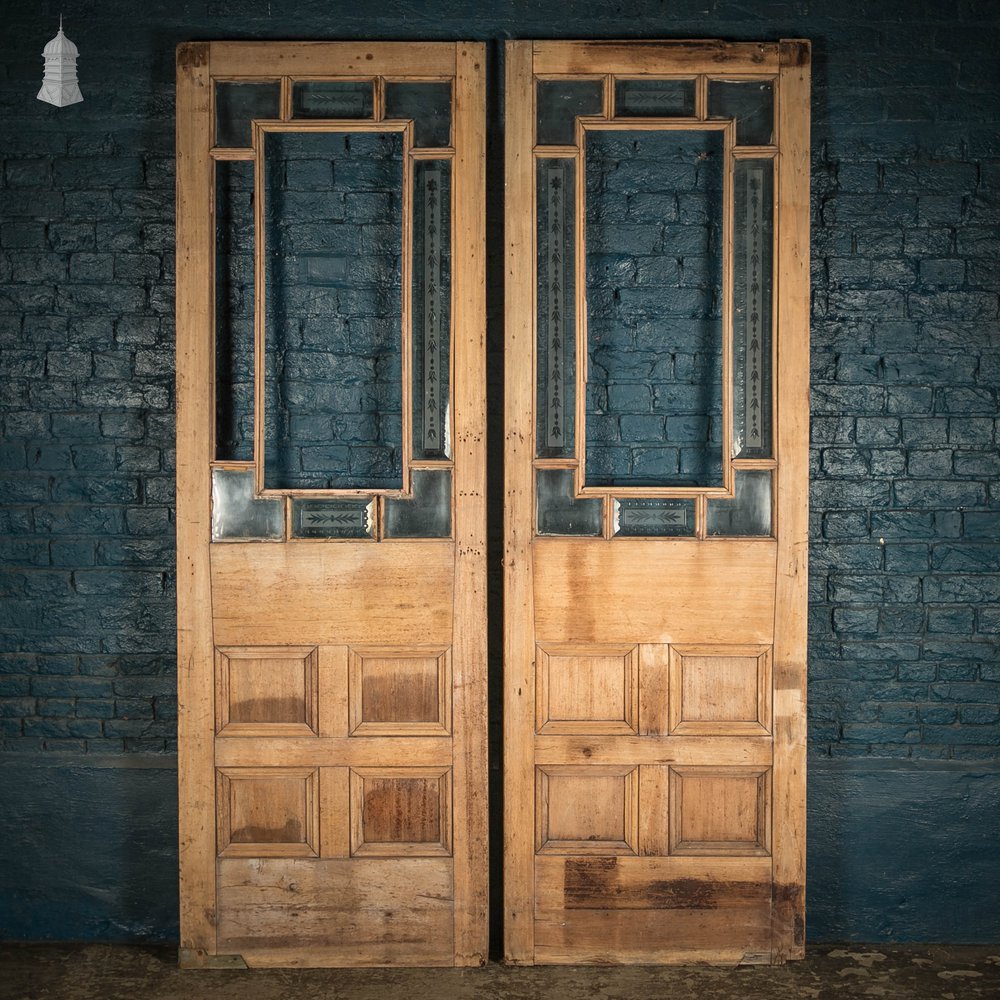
[[504, 40, 810, 964], [176, 41, 487, 967]]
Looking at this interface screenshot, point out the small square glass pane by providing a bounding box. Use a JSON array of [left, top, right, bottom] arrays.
[[615, 79, 695, 118], [384, 82, 452, 147], [215, 82, 280, 148], [536, 468, 602, 537], [212, 469, 283, 542], [536, 80, 603, 146], [707, 470, 772, 537], [709, 80, 774, 146], [384, 470, 452, 538], [293, 81, 373, 119]]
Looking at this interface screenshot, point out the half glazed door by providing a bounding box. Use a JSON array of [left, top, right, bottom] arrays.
[[176, 41, 487, 967], [504, 40, 810, 964]]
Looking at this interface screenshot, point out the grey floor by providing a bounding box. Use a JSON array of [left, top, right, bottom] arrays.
[[1, 944, 999, 1000]]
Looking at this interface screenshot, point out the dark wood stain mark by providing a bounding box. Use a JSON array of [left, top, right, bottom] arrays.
[[780, 40, 811, 68], [176, 42, 208, 70], [230, 818, 303, 844], [774, 882, 805, 946], [230, 696, 304, 724], [563, 858, 769, 910]]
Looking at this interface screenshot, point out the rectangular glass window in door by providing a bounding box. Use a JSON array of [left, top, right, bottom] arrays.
[[505, 39, 811, 966], [177, 41, 486, 969]]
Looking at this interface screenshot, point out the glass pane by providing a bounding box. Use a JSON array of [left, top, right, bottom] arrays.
[[384, 82, 451, 148], [262, 130, 404, 491], [536, 469, 602, 537], [536, 80, 603, 146], [584, 128, 724, 488], [293, 80, 373, 119], [707, 470, 772, 537], [215, 160, 255, 462], [215, 82, 280, 148], [709, 80, 774, 146], [212, 469, 283, 541], [291, 497, 374, 538], [536, 159, 576, 458], [733, 159, 774, 459], [613, 497, 695, 537], [615, 79, 695, 117], [384, 470, 451, 538], [412, 160, 451, 459]]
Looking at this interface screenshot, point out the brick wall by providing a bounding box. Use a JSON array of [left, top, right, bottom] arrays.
[[0, 0, 997, 942]]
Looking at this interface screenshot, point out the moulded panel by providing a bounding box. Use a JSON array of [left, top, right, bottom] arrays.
[[669, 645, 771, 736], [536, 765, 638, 855], [536, 644, 638, 735], [349, 646, 451, 735], [217, 767, 319, 858], [669, 766, 770, 857], [216, 645, 319, 736], [350, 767, 453, 857]]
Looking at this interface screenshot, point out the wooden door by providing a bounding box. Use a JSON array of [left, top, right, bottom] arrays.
[[176, 41, 487, 968], [504, 40, 810, 964]]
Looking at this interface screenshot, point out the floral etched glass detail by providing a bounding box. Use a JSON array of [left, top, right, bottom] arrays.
[[293, 81, 373, 119], [615, 78, 695, 118], [212, 469, 283, 542], [733, 159, 773, 459], [291, 498, 374, 539], [536, 469, 602, 537], [536, 159, 576, 458], [613, 498, 695, 537], [707, 470, 772, 537], [412, 160, 451, 459]]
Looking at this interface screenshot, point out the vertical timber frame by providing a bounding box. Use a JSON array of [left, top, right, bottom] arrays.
[[176, 41, 487, 967], [503, 39, 810, 965]]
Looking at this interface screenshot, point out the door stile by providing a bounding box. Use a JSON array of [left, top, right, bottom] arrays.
[[771, 39, 811, 961], [502, 39, 538, 965], [175, 41, 219, 963], [451, 42, 488, 965]]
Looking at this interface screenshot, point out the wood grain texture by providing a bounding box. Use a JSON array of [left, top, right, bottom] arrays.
[[175, 40, 217, 959], [771, 38, 811, 962], [217, 857, 454, 967], [209, 41, 456, 78], [210, 541, 455, 647], [532, 39, 781, 76], [450, 42, 489, 965], [502, 39, 537, 964], [532, 538, 777, 644], [214, 736, 453, 768]]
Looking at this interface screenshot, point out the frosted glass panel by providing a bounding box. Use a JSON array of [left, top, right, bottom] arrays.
[[615, 78, 695, 117], [384, 470, 451, 538], [384, 82, 452, 147], [215, 82, 280, 148], [262, 129, 404, 491], [613, 498, 695, 537], [709, 80, 774, 146], [291, 498, 374, 539], [536, 80, 603, 145], [293, 81, 373, 119], [584, 128, 724, 488], [212, 469, 283, 542], [707, 470, 772, 537], [536, 469, 602, 537]]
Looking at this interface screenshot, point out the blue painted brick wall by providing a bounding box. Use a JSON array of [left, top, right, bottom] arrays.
[[0, 0, 998, 944]]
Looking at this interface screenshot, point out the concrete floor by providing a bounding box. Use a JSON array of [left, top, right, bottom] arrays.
[[1, 944, 999, 1000]]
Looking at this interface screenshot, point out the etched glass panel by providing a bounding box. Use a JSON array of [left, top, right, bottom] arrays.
[[412, 160, 451, 459], [262, 129, 404, 491], [615, 79, 695, 118], [707, 470, 772, 537], [212, 469, 283, 541], [584, 128, 724, 488], [709, 80, 774, 146], [384, 82, 452, 148], [536, 159, 576, 458], [215, 82, 280, 148], [536, 80, 603, 146], [291, 497, 374, 538], [293, 80, 373, 119], [536, 469, 602, 537], [733, 159, 773, 459], [215, 160, 255, 462], [384, 470, 451, 538], [613, 498, 695, 537]]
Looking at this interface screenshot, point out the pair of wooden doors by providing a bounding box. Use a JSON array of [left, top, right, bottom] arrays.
[[176, 38, 810, 968]]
